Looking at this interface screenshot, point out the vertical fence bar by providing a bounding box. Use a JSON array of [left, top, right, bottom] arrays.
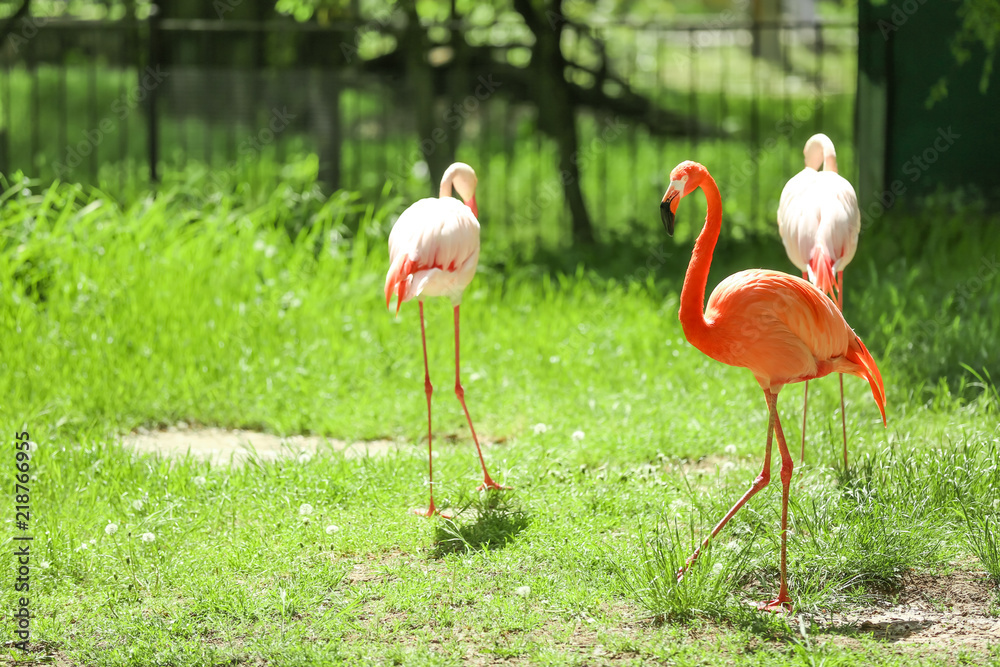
[[750, 21, 759, 227], [782, 23, 791, 179], [1, 57, 9, 177], [146, 8, 160, 182], [57, 34, 68, 180], [201, 29, 213, 167], [29, 33, 39, 174], [689, 26, 698, 153], [719, 26, 728, 185], [815, 21, 824, 132], [122, 12, 134, 191], [88, 37, 98, 181]]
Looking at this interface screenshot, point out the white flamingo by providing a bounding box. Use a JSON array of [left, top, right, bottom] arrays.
[[777, 133, 861, 468], [385, 162, 506, 517]]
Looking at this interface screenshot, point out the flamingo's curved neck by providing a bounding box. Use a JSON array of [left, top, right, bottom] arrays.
[[438, 177, 454, 199], [822, 150, 838, 174], [678, 170, 723, 345]]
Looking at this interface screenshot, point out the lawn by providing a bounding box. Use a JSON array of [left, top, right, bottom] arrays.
[[0, 162, 999, 666]]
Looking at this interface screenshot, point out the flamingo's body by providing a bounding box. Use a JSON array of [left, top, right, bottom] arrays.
[[385, 197, 480, 311], [385, 162, 505, 517], [661, 160, 885, 612], [777, 133, 861, 467]]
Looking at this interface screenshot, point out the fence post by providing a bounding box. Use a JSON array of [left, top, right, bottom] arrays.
[[147, 4, 160, 182]]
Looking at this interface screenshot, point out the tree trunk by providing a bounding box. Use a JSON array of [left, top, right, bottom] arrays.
[[513, 0, 594, 244]]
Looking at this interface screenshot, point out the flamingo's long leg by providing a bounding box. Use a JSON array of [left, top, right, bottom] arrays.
[[414, 302, 437, 517], [836, 270, 848, 470], [454, 305, 507, 492], [839, 373, 847, 469], [759, 390, 794, 612], [677, 393, 776, 580], [799, 381, 809, 464]]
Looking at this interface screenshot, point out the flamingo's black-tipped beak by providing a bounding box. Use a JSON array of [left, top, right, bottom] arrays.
[[660, 195, 676, 236]]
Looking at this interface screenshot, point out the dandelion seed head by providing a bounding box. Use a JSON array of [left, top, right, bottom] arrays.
[[105, 523, 119, 536], [571, 430, 585, 441], [326, 525, 340, 535], [140, 532, 156, 543], [533, 423, 548, 435], [299, 503, 314, 516]]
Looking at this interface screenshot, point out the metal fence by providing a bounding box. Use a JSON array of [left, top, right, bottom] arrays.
[[0, 14, 858, 243]]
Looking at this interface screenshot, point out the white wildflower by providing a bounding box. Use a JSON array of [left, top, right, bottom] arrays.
[[298, 453, 312, 465], [299, 503, 313, 516], [724, 444, 737, 455], [132, 499, 144, 511], [140, 532, 156, 543], [192, 476, 206, 487], [571, 430, 585, 441], [514, 586, 531, 597], [325, 525, 340, 535], [105, 523, 119, 536], [533, 423, 549, 435]]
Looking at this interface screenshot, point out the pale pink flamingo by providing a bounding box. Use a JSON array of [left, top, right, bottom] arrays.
[[385, 162, 506, 517], [661, 160, 885, 612], [777, 133, 861, 468]]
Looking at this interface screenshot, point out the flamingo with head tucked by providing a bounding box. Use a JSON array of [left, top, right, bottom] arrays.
[[385, 162, 507, 517], [777, 133, 861, 468], [661, 159, 885, 612]]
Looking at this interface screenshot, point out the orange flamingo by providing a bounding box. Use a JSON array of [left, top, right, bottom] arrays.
[[777, 133, 861, 468], [385, 162, 507, 517], [660, 160, 885, 612]]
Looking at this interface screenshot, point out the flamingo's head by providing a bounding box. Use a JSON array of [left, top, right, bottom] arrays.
[[660, 160, 701, 236], [442, 162, 478, 217]]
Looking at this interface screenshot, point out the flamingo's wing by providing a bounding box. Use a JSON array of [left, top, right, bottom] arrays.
[[814, 173, 860, 273], [385, 198, 480, 312], [777, 169, 819, 273], [705, 269, 885, 417], [704, 270, 851, 384]]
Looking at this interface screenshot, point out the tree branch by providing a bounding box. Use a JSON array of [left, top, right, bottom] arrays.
[[0, 0, 32, 46]]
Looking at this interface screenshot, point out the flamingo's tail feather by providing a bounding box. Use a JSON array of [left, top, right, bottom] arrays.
[[385, 255, 417, 315], [846, 335, 886, 426], [808, 248, 837, 303]]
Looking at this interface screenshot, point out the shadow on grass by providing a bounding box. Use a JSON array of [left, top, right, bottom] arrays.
[[431, 492, 531, 558]]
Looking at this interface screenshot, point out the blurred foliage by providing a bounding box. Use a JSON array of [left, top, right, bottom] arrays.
[[272, 0, 749, 24], [954, 0, 1000, 93], [868, 0, 1000, 105]]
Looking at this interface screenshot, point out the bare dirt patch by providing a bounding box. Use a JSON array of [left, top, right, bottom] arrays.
[[124, 426, 403, 465], [819, 570, 1000, 651]]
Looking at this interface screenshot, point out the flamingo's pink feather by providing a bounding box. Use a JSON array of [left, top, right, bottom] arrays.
[[385, 197, 480, 313]]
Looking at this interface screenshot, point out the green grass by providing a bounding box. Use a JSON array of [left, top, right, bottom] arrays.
[[1, 165, 999, 665]]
